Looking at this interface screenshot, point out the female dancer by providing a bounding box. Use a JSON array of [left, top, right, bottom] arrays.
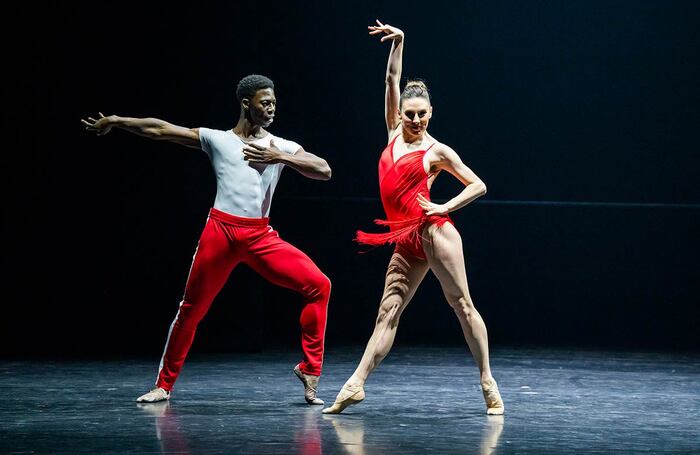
[[323, 21, 504, 415]]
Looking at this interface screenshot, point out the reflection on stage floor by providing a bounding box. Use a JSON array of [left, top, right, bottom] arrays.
[[1, 347, 698, 453]]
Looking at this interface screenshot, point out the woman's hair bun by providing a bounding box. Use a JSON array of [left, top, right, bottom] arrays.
[[405, 80, 428, 91]]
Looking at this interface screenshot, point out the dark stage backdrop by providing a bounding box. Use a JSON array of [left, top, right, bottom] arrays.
[[3, 1, 699, 358]]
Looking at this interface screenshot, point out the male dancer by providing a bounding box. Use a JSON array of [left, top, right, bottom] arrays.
[[82, 74, 331, 404]]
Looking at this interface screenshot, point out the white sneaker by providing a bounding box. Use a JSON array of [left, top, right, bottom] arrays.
[[136, 387, 170, 403]]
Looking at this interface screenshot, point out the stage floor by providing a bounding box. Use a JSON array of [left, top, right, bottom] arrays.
[[1, 347, 698, 454]]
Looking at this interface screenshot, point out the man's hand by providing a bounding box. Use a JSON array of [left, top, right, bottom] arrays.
[[242, 139, 284, 164], [417, 193, 449, 216], [368, 19, 404, 43], [81, 112, 116, 136]]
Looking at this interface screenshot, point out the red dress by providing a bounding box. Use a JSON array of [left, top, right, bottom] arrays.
[[356, 135, 453, 259]]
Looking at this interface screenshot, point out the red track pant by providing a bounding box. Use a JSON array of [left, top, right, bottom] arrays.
[[156, 208, 331, 391]]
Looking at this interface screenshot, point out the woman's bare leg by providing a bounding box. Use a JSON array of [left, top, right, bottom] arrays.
[[322, 251, 428, 413], [350, 251, 429, 384], [423, 223, 504, 413]]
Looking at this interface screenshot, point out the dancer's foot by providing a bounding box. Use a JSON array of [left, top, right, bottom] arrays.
[[294, 364, 324, 405], [136, 387, 170, 403], [322, 383, 365, 414], [481, 378, 505, 415]]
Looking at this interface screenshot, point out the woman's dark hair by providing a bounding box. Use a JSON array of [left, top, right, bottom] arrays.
[[400, 79, 430, 107], [236, 74, 274, 102]]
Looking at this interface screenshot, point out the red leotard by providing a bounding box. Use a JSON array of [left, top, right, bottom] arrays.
[[356, 135, 452, 259]]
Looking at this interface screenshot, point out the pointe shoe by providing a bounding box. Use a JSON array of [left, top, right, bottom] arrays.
[[322, 383, 365, 414], [481, 378, 505, 415], [136, 387, 170, 403], [294, 364, 324, 405]]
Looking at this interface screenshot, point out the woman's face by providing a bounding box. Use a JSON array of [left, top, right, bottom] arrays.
[[400, 97, 432, 136]]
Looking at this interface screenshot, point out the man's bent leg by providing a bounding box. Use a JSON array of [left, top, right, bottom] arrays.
[[245, 230, 331, 377]]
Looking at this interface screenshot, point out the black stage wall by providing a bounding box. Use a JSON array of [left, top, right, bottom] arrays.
[[3, 0, 699, 357]]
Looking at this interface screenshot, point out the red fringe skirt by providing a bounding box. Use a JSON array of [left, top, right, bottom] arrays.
[[355, 215, 452, 260]]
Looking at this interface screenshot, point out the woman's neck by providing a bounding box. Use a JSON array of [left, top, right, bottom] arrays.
[[401, 128, 427, 146]]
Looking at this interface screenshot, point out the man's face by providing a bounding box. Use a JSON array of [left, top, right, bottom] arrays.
[[245, 88, 276, 127]]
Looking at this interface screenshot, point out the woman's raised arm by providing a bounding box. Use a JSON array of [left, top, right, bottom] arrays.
[[368, 20, 405, 137]]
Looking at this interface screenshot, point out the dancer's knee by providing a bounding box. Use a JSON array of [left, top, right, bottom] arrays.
[[174, 300, 206, 330], [302, 272, 331, 303], [447, 295, 475, 320]]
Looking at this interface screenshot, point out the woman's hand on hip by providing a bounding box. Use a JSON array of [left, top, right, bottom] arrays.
[[417, 193, 449, 216]]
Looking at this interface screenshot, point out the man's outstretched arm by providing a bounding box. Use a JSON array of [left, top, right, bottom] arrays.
[[81, 113, 200, 149]]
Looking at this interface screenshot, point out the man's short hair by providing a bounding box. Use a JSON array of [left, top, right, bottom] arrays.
[[236, 74, 274, 102]]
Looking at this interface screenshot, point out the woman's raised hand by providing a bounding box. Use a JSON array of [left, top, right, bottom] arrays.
[[368, 20, 404, 43]]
